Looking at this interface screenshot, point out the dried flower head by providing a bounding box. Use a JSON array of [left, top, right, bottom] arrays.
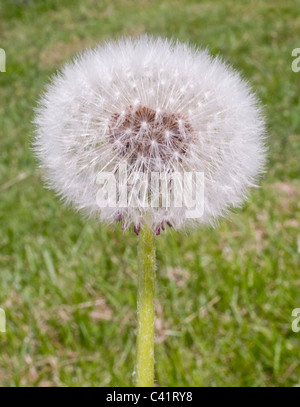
[[34, 36, 266, 234]]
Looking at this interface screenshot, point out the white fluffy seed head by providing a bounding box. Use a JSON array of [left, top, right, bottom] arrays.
[[33, 35, 267, 234]]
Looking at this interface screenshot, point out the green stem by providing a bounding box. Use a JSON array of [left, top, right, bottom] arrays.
[[136, 222, 156, 387]]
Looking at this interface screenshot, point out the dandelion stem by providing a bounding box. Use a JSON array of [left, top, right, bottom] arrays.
[[136, 221, 156, 387]]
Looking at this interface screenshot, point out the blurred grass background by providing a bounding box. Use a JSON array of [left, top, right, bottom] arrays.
[[0, 0, 300, 387]]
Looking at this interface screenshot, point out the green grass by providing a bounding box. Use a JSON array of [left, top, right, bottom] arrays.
[[0, 0, 300, 387]]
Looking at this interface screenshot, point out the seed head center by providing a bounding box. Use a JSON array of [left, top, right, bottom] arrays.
[[108, 105, 194, 164]]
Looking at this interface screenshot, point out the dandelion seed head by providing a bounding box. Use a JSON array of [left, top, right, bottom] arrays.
[[34, 36, 266, 233]]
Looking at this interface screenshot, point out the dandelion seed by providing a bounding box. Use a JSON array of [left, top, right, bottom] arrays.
[[34, 36, 266, 235]]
